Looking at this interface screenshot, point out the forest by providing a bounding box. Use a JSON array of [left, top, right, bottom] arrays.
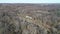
[[0, 3, 60, 34]]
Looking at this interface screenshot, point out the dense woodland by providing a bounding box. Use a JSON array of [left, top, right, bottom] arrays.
[[0, 3, 60, 34]]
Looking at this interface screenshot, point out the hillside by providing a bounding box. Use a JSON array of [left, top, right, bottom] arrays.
[[0, 3, 60, 34]]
